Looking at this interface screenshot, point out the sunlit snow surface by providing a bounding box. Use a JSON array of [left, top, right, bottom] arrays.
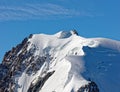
[[17, 31, 120, 92]]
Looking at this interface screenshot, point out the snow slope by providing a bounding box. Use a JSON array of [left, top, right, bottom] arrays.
[[3, 31, 120, 92]]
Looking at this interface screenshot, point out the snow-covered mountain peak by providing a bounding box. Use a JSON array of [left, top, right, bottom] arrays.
[[0, 31, 120, 92], [54, 30, 79, 39]]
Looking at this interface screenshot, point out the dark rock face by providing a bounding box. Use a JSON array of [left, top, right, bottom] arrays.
[[72, 30, 79, 35], [0, 34, 50, 92], [27, 71, 55, 92], [0, 36, 29, 92], [77, 81, 99, 92]]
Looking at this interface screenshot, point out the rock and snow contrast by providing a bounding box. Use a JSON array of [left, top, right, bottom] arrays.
[[0, 30, 120, 92]]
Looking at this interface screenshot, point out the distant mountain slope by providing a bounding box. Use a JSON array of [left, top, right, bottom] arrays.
[[0, 30, 120, 92]]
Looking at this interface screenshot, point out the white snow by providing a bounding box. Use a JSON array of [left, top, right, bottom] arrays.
[[16, 31, 120, 92]]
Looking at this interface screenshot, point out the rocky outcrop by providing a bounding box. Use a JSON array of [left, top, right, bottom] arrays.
[[0, 33, 55, 92], [27, 71, 55, 92], [77, 81, 99, 92], [0, 34, 44, 92], [0, 36, 30, 92]]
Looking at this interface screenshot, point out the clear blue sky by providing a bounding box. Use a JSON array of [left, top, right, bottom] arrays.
[[0, 0, 120, 61]]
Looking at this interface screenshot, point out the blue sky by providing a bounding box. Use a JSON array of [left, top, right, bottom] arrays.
[[0, 0, 120, 61]]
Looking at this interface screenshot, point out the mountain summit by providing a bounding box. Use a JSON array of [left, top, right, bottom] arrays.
[[54, 30, 78, 38], [0, 31, 120, 92]]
